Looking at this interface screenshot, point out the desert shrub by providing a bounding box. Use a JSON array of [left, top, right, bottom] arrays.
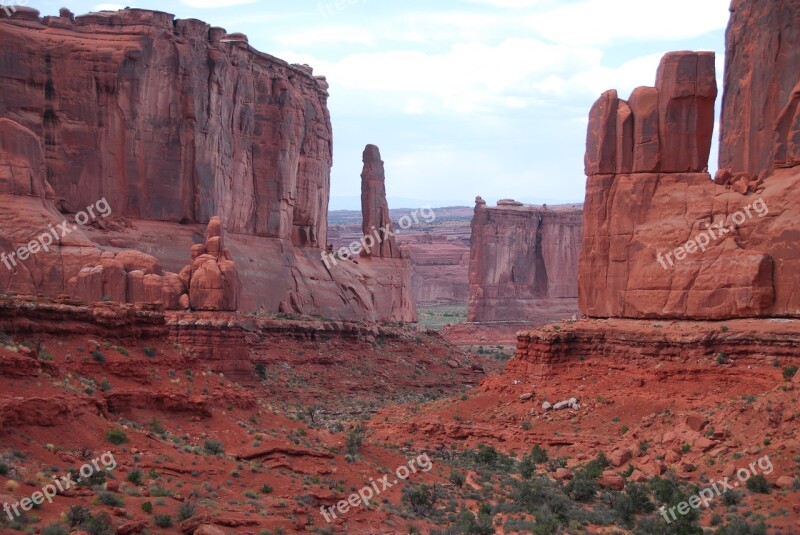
[[745, 474, 770, 494], [149, 485, 173, 497], [105, 429, 127, 445], [0, 463, 8, 476], [81, 512, 114, 535], [127, 469, 143, 486], [260, 484, 274, 494], [783, 365, 798, 380], [141, 501, 153, 514], [67, 505, 92, 527], [91, 350, 105, 363], [97, 492, 124, 507], [203, 439, 224, 456], [530, 444, 549, 464], [154, 514, 173, 528], [143, 347, 157, 357], [723, 490, 742, 505], [178, 500, 197, 521], [449, 471, 466, 487], [42, 523, 69, 535], [254, 362, 267, 380], [402, 484, 440, 516], [346, 426, 365, 456], [714, 516, 767, 535], [473, 444, 499, 467], [565, 474, 598, 502]]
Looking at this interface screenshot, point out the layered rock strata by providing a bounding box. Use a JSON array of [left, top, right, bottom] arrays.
[[580, 45, 800, 319], [468, 198, 582, 322]]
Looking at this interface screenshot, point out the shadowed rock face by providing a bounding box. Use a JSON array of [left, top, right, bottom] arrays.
[[468, 198, 582, 323], [580, 15, 800, 319], [0, 10, 415, 322]]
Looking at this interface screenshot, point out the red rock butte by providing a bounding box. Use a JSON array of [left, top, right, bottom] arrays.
[[580, 27, 800, 319], [468, 197, 582, 323], [0, 8, 415, 321]]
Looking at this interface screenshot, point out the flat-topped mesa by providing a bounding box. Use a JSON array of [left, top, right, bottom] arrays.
[[360, 145, 402, 259], [585, 51, 717, 176], [468, 199, 582, 323]]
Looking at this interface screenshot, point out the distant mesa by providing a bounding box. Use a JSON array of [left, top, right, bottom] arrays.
[[468, 198, 582, 323]]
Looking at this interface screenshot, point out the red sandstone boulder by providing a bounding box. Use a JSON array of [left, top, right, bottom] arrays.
[[598, 471, 625, 490]]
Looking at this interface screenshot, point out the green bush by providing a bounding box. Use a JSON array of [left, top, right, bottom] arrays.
[[474, 444, 499, 466], [66, 505, 92, 527], [346, 426, 365, 456], [91, 350, 106, 363], [154, 514, 173, 528], [143, 347, 157, 357], [141, 501, 153, 514], [449, 471, 466, 487], [178, 501, 197, 521], [127, 469, 143, 486], [530, 444, 549, 464], [203, 439, 224, 456], [97, 492, 124, 507], [745, 474, 770, 494], [0, 463, 8, 476], [714, 516, 767, 535], [783, 365, 798, 380], [260, 484, 273, 494], [42, 523, 70, 535], [565, 474, 598, 502], [105, 429, 128, 445], [402, 484, 440, 516]]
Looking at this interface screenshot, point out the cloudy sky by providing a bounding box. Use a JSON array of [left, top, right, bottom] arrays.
[[22, 0, 731, 208]]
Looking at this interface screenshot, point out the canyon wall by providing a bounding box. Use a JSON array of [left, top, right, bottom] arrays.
[[468, 198, 582, 323], [580, 30, 800, 318], [0, 8, 415, 322], [718, 0, 800, 180]]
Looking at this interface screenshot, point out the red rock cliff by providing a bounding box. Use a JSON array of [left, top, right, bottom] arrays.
[[468, 198, 582, 323], [718, 0, 800, 180], [0, 9, 415, 322], [0, 8, 330, 244], [580, 30, 800, 319]]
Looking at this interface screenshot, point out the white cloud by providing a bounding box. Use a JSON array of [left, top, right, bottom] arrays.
[[525, 0, 730, 46]]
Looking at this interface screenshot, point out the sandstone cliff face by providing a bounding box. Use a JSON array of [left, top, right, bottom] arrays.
[[580, 42, 800, 319], [0, 9, 414, 322], [468, 198, 582, 323], [719, 0, 800, 179], [0, 8, 330, 244]]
